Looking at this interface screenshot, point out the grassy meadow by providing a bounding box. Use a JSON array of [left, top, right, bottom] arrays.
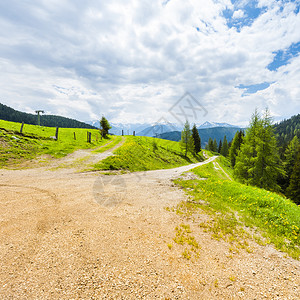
[[0, 119, 115, 167]]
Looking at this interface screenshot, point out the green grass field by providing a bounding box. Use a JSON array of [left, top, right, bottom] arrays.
[[0, 119, 114, 167], [174, 157, 300, 259], [93, 136, 204, 171]]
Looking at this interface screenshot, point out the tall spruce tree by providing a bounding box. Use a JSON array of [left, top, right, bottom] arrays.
[[213, 138, 218, 152], [286, 147, 300, 205], [234, 109, 283, 191], [234, 110, 261, 184], [218, 140, 222, 153], [229, 130, 244, 168], [220, 136, 229, 157], [208, 137, 214, 151], [283, 136, 300, 191], [192, 124, 201, 153], [180, 121, 194, 157], [253, 109, 283, 190]]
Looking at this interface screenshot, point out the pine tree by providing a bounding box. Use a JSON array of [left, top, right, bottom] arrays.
[[229, 130, 244, 167], [220, 135, 229, 157], [192, 124, 201, 153], [283, 136, 300, 190], [218, 140, 222, 153], [208, 138, 214, 152], [180, 121, 194, 157], [234, 109, 261, 184], [286, 147, 300, 205], [234, 109, 283, 191], [100, 116, 111, 138], [213, 138, 218, 152], [252, 109, 283, 190]]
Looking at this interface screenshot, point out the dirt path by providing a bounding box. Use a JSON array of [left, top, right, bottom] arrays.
[[47, 137, 125, 170], [0, 152, 299, 299], [213, 160, 232, 181]]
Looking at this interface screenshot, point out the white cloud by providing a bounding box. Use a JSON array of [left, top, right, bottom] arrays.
[[232, 9, 245, 19], [0, 0, 299, 126]]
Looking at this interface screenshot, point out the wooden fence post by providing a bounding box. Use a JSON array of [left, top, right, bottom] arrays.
[[73, 132, 76, 140], [87, 132, 91, 143], [20, 122, 24, 134], [55, 127, 59, 140], [133, 131, 135, 136], [122, 130, 124, 136]]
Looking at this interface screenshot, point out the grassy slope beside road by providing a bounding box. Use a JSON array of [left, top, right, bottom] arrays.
[[0, 120, 115, 167], [174, 156, 300, 259], [94, 136, 204, 171]]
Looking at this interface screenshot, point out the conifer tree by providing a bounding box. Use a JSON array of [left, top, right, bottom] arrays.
[[208, 138, 214, 152], [234, 109, 283, 191], [213, 138, 218, 152], [286, 147, 300, 205], [218, 140, 222, 153], [229, 130, 244, 167], [180, 121, 194, 157], [220, 135, 229, 157], [100, 116, 111, 138], [234, 110, 261, 184], [252, 109, 283, 190], [283, 136, 300, 191], [191, 124, 201, 153]]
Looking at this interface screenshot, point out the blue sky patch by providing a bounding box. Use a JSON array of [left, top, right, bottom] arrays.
[[223, 1, 264, 31], [267, 42, 300, 71], [237, 82, 271, 95]]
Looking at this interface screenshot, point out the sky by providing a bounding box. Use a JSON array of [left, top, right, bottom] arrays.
[[0, 0, 300, 127]]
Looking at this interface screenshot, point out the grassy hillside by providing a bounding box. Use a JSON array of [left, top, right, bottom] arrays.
[[174, 156, 300, 259], [0, 119, 113, 167], [93, 136, 204, 171]]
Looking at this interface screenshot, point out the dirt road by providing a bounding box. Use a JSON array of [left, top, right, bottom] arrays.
[[0, 149, 299, 299]]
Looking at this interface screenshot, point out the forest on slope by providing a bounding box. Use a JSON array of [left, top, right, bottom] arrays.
[[0, 103, 97, 129]]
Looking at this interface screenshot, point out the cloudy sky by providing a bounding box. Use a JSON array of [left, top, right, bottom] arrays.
[[0, 0, 299, 126]]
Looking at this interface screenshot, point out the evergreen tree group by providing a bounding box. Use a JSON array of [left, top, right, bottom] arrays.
[[274, 114, 300, 156], [234, 109, 284, 191], [286, 147, 300, 205], [206, 137, 218, 152]]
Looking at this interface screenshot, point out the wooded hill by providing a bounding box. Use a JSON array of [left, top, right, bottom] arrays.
[[274, 114, 300, 156], [157, 126, 242, 146], [0, 103, 97, 129]]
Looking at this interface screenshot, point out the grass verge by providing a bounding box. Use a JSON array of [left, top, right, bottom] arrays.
[[173, 157, 300, 259], [93, 136, 204, 171]]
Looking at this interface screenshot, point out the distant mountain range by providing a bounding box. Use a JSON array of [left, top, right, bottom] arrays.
[[198, 121, 238, 129], [88, 120, 240, 138]]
